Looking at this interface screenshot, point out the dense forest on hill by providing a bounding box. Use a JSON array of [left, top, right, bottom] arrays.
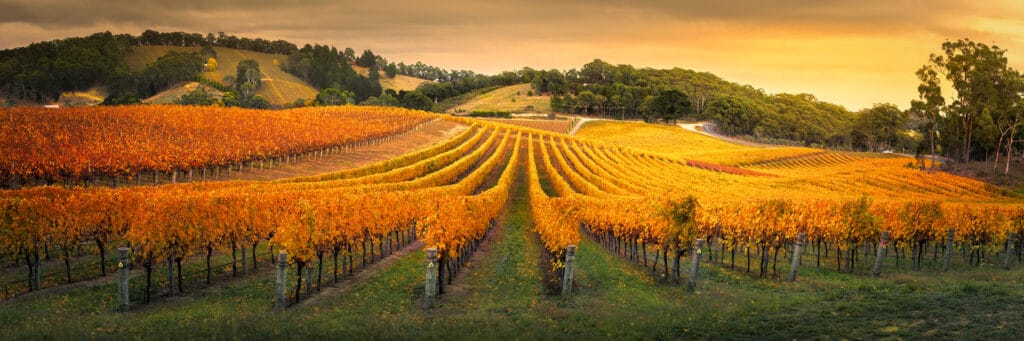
[[527, 59, 861, 148]]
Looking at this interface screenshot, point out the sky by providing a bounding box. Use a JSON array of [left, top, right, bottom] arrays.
[[2, 0, 1023, 111]]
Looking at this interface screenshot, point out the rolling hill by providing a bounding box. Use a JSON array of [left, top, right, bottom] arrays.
[[126, 46, 318, 106], [448, 83, 552, 115], [352, 65, 431, 92], [127, 46, 433, 106]]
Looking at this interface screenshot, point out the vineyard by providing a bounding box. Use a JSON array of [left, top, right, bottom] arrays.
[[0, 106, 433, 187], [476, 117, 575, 134], [0, 106, 1022, 338]]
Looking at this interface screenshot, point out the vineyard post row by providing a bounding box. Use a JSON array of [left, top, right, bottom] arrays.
[[419, 131, 523, 308], [1, 106, 438, 189], [0, 122, 508, 306], [520, 120, 1024, 282], [53, 116, 441, 189]]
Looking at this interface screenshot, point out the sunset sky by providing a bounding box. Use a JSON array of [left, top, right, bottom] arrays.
[[2, 0, 1023, 110]]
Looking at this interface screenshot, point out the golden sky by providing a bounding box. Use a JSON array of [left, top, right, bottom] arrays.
[[2, 0, 1023, 110]]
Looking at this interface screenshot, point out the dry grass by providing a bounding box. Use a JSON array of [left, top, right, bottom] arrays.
[[143, 82, 225, 104], [57, 88, 107, 106], [449, 83, 552, 115], [351, 65, 431, 92]]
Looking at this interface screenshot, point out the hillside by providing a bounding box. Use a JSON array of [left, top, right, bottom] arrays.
[[352, 65, 431, 92], [575, 120, 819, 165], [144, 82, 222, 104], [449, 83, 552, 115], [126, 46, 318, 106]]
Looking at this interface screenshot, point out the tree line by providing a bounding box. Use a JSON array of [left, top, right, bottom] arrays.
[[0, 32, 132, 103], [280, 45, 380, 103], [518, 59, 859, 148], [912, 39, 1023, 174]]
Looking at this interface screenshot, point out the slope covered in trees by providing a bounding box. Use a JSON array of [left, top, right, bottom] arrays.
[[0, 30, 439, 108], [529, 59, 858, 147], [126, 46, 318, 107]]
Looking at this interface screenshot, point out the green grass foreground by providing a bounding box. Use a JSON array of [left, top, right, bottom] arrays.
[[2, 168, 1022, 339]]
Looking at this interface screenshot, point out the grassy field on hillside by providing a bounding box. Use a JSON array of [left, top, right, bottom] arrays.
[[352, 65, 430, 92], [144, 82, 224, 104], [449, 83, 552, 115], [126, 46, 318, 106]]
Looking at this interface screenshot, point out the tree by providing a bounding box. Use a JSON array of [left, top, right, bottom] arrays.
[[243, 95, 270, 109], [236, 59, 260, 89], [385, 62, 398, 78], [315, 88, 354, 106], [399, 91, 433, 111], [851, 103, 909, 152], [643, 89, 691, 124], [363, 91, 401, 107], [174, 86, 218, 106], [221, 91, 240, 107], [239, 83, 256, 99], [356, 50, 376, 68], [102, 93, 140, 105], [245, 68, 261, 88], [284, 44, 381, 102], [135, 50, 205, 98], [205, 57, 218, 72], [700, 96, 766, 135], [343, 48, 356, 63], [994, 70, 1024, 175], [417, 83, 455, 102], [911, 64, 945, 168], [929, 39, 1011, 162], [576, 91, 599, 115]]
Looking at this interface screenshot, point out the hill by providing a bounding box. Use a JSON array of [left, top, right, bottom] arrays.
[[351, 65, 430, 92], [448, 83, 551, 115], [126, 46, 318, 106], [575, 120, 819, 165], [143, 82, 223, 104]]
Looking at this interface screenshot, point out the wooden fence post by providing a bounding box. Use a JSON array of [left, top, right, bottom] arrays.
[[942, 229, 955, 272], [241, 247, 248, 276], [168, 247, 176, 296], [873, 231, 890, 277], [424, 248, 438, 309], [788, 233, 806, 282], [561, 245, 577, 298], [117, 247, 130, 312], [304, 266, 313, 296], [687, 239, 705, 291], [274, 252, 287, 311], [31, 251, 41, 291], [1004, 232, 1016, 270]]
